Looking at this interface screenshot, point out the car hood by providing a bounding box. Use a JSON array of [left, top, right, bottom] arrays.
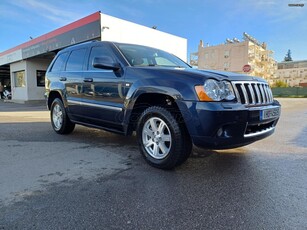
[[198, 69, 266, 82], [128, 67, 266, 83]]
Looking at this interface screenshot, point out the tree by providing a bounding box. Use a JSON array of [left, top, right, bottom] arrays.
[[284, 49, 293, 62]]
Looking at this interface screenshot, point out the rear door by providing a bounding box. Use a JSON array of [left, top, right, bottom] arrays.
[[63, 48, 88, 119], [81, 44, 125, 129], [47, 51, 69, 91]]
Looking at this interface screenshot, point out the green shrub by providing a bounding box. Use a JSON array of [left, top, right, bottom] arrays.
[[272, 80, 289, 88]]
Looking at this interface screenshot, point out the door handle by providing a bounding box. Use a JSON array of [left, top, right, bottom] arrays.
[[59, 77, 67, 81], [83, 78, 93, 82]]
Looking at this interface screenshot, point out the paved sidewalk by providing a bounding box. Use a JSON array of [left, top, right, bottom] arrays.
[[0, 99, 46, 112]]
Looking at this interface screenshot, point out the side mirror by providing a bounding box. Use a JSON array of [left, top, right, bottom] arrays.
[[92, 56, 120, 71]]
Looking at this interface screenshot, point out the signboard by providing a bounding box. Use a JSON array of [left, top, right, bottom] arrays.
[[0, 12, 101, 64], [22, 21, 101, 59], [243, 64, 251, 72], [0, 50, 22, 66]]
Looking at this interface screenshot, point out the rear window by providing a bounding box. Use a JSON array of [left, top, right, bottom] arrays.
[[66, 49, 87, 71], [50, 52, 68, 72]]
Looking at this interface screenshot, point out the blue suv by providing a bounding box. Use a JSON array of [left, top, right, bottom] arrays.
[[45, 41, 280, 169]]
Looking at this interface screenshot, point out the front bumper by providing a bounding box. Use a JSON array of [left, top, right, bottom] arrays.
[[177, 100, 281, 149]]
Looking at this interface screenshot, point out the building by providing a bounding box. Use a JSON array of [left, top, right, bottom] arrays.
[[190, 33, 277, 84], [275, 60, 307, 87], [0, 12, 187, 103]]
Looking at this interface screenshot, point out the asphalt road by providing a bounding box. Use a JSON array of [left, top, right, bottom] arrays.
[[0, 98, 306, 229]]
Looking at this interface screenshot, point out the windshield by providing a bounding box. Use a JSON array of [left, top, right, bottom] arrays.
[[116, 44, 191, 68]]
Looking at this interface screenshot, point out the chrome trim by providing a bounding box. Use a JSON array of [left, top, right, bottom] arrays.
[[82, 70, 114, 73], [241, 84, 249, 104], [248, 84, 256, 104], [232, 83, 241, 104], [263, 84, 269, 103], [232, 81, 274, 105], [268, 85, 274, 102], [67, 100, 122, 111], [254, 83, 262, 103], [259, 84, 266, 103], [63, 70, 113, 73], [244, 126, 275, 138], [248, 105, 280, 111]]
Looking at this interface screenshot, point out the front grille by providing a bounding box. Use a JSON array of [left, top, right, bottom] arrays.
[[232, 81, 274, 105]]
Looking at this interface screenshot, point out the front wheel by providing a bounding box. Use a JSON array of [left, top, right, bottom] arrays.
[[50, 98, 75, 134], [136, 106, 192, 169]]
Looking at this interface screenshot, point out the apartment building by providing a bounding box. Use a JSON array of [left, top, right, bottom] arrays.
[[276, 60, 307, 87], [190, 33, 277, 84]]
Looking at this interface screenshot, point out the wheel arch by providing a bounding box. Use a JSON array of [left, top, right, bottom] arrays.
[[125, 92, 189, 136], [47, 90, 65, 110]]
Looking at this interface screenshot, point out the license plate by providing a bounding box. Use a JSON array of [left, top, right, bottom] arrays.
[[260, 107, 280, 120]]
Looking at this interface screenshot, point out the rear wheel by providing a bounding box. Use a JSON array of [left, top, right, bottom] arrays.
[[136, 106, 192, 169], [50, 98, 75, 134]]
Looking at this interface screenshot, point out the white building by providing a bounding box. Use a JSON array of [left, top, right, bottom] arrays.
[[0, 12, 187, 103]]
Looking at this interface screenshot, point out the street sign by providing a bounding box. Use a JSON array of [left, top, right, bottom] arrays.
[[243, 64, 251, 72]]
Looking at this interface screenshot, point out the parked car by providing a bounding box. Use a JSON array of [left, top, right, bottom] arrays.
[[45, 41, 280, 169]]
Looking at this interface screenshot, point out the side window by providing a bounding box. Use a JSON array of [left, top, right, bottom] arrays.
[[50, 52, 68, 72], [88, 46, 114, 70], [66, 49, 87, 71]]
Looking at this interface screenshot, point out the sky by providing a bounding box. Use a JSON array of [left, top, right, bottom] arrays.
[[0, 0, 306, 62]]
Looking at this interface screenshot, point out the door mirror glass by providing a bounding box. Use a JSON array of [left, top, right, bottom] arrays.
[[92, 56, 120, 71]]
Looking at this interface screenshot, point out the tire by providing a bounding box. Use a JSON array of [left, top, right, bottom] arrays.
[[136, 106, 192, 169], [50, 98, 75, 134]]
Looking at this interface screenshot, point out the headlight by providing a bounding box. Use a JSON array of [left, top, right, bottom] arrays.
[[195, 79, 236, 101]]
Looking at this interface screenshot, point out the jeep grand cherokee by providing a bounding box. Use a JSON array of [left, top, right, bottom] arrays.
[[45, 41, 280, 169]]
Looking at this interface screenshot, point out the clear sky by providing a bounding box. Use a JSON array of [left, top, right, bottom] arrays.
[[0, 0, 306, 62]]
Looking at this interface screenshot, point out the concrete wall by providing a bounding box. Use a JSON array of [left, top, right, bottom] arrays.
[[10, 61, 27, 101], [276, 60, 307, 87], [100, 13, 187, 61], [26, 58, 51, 100], [10, 58, 52, 102], [276, 68, 307, 87]]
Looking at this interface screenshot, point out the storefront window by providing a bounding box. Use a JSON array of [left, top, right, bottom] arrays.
[[14, 71, 26, 87], [37, 70, 46, 87]]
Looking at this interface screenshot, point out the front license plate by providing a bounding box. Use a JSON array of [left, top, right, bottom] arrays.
[[260, 107, 280, 120]]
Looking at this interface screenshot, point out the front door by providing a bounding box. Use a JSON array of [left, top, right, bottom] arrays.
[[81, 45, 126, 129]]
